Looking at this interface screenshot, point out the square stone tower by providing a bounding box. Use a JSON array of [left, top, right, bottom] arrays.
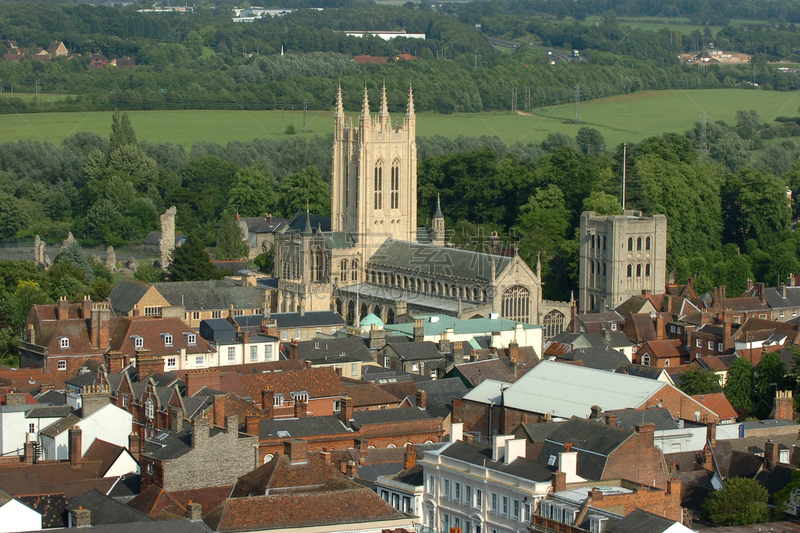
[[579, 210, 668, 313]]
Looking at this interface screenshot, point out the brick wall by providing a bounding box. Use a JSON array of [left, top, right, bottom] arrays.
[[602, 425, 669, 489], [650, 386, 719, 423], [586, 480, 682, 521]]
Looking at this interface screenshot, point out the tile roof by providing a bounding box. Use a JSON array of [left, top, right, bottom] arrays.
[[268, 311, 345, 328], [17, 493, 66, 528], [203, 487, 408, 532], [170, 486, 234, 516], [108, 317, 214, 356], [613, 363, 671, 382], [0, 459, 116, 498], [239, 367, 345, 402], [690, 393, 737, 421], [350, 407, 434, 429], [127, 485, 189, 519], [108, 279, 153, 314], [259, 415, 349, 439], [82, 439, 128, 477], [387, 341, 443, 361], [557, 346, 630, 371], [607, 508, 680, 533], [639, 339, 689, 360], [295, 336, 373, 363], [342, 381, 401, 408]]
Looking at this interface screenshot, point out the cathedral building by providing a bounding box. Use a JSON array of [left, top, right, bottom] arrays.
[[274, 85, 571, 334]]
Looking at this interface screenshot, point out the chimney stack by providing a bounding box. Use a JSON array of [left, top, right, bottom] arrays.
[[284, 439, 308, 464], [416, 389, 427, 409], [69, 425, 82, 468], [656, 314, 665, 341], [261, 389, 275, 411], [24, 434, 35, 465], [706, 422, 716, 447], [71, 507, 91, 528], [413, 319, 425, 343], [81, 295, 92, 319], [191, 415, 209, 449], [187, 501, 202, 521], [339, 396, 353, 428], [170, 407, 184, 432], [773, 390, 794, 421], [57, 296, 69, 321], [246, 415, 262, 437], [635, 423, 656, 447], [605, 413, 618, 427], [404, 443, 416, 470], [128, 432, 140, 462], [294, 400, 307, 418], [552, 471, 566, 492], [764, 439, 779, 470]]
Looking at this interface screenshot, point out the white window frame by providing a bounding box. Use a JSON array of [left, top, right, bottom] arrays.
[[59, 337, 69, 348], [443, 479, 451, 499], [145, 398, 154, 420], [696, 339, 702, 348], [184, 332, 197, 346], [166, 357, 177, 369], [57, 360, 67, 371], [281, 330, 288, 341], [250, 345, 258, 362], [708, 341, 714, 350], [490, 492, 498, 513], [717, 343, 723, 352], [195, 355, 204, 367], [227, 346, 236, 363], [28, 423, 35, 434], [454, 482, 461, 501], [426, 475, 435, 494], [475, 489, 482, 509], [162, 333, 173, 347]]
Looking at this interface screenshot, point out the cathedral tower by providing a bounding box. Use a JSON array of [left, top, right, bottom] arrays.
[[430, 195, 445, 247], [331, 85, 418, 252]]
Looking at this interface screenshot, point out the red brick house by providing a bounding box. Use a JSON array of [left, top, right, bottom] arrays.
[[239, 367, 345, 418], [637, 339, 689, 368]]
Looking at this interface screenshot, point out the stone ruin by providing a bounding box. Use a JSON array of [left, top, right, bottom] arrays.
[[60, 231, 76, 252], [33, 235, 50, 269], [159, 206, 177, 272], [105, 246, 116, 273]]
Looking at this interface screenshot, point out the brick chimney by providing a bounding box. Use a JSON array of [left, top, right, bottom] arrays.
[[552, 471, 566, 492], [69, 425, 82, 468], [346, 460, 358, 477], [404, 443, 416, 470], [320, 449, 331, 465], [81, 384, 111, 417], [57, 296, 69, 321], [369, 324, 387, 350], [702, 443, 714, 471], [340, 396, 353, 428], [605, 413, 618, 427], [136, 355, 164, 381], [294, 400, 307, 418], [187, 501, 202, 521], [413, 319, 425, 343], [245, 415, 262, 437], [284, 439, 308, 464], [261, 389, 275, 410], [635, 423, 655, 447], [666, 478, 681, 497], [89, 302, 111, 349], [71, 507, 91, 527], [288, 340, 299, 360], [416, 390, 427, 409], [765, 439, 779, 469], [756, 282, 766, 304], [453, 341, 465, 364], [706, 422, 716, 447], [590, 405, 602, 419], [452, 397, 464, 423], [128, 432, 140, 462], [722, 311, 733, 352], [5, 392, 26, 406], [81, 295, 92, 319], [24, 434, 35, 465], [773, 390, 794, 421], [656, 314, 665, 341]]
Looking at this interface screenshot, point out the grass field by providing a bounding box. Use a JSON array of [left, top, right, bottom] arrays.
[[576, 16, 762, 35], [1, 89, 798, 149]]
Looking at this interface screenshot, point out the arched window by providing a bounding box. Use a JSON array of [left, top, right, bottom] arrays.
[[590, 262, 595, 274], [646, 236, 652, 250], [636, 264, 642, 277], [391, 159, 400, 209], [501, 285, 531, 323], [145, 398, 154, 420], [263, 453, 274, 464], [628, 237, 633, 251], [590, 294, 596, 311], [627, 264, 632, 277], [603, 263, 607, 276], [341, 259, 348, 272], [543, 310, 566, 338], [646, 263, 651, 276], [641, 354, 650, 366], [351, 259, 358, 281], [591, 235, 596, 249], [374, 161, 383, 209], [637, 237, 643, 251], [602, 236, 607, 250]]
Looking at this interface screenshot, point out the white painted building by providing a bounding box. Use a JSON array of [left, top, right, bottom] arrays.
[[343, 30, 426, 40], [420, 424, 553, 533], [39, 403, 132, 461], [0, 404, 71, 457], [0, 491, 42, 533]]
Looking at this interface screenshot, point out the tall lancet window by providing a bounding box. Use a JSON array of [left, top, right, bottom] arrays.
[[391, 160, 400, 209], [374, 161, 383, 209]]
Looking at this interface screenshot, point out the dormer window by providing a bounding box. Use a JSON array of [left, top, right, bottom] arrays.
[[274, 394, 284, 406], [131, 335, 144, 349], [291, 391, 309, 403], [59, 337, 69, 349], [184, 332, 197, 346], [161, 333, 173, 347], [144, 398, 154, 420]]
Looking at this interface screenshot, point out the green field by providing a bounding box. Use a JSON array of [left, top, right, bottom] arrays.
[[576, 16, 762, 35], [1, 89, 798, 149]]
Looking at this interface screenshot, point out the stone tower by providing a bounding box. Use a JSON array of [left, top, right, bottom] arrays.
[[579, 210, 668, 313], [159, 206, 177, 271], [430, 195, 445, 247], [331, 84, 417, 256]]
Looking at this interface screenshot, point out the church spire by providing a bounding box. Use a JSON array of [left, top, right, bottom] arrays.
[[335, 83, 344, 119], [361, 85, 370, 119], [434, 194, 444, 219], [379, 82, 389, 119], [406, 84, 415, 117]]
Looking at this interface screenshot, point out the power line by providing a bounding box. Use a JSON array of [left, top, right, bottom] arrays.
[[700, 110, 708, 151], [574, 84, 581, 124], [511, 87, 517, 113]]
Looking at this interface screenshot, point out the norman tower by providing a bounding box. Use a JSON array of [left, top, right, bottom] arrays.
[[331, 84, 417, 254]]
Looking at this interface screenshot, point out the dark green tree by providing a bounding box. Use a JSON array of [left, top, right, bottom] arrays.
[[679, 366, 722, 395], [724, 356, 754, 418], [582, 191, 622, 216], [169, 234, 225, 282], [575, 127, 605, 154], [754, 352, 788, 418], [228, 167, 279, 217], [53, 241, 95, 285], [278, 166, 331, 218], [215, 213, 249, 261], [109, 111, 138, 153], [134, 263, 166, 283], [703, 477, 770, 526]]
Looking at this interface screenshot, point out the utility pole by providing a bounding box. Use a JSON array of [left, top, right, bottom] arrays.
[[511, 88, 517, 112], [302, 99, 308, 133], [574, 84, 581, 124], [475, 48, 478, 68], [35, 79, 40, 107], [524, 86, 531, 111]]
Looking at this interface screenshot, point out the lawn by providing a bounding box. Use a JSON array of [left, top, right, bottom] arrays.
[[1, 89, 798, 150], [575, 16, 763, 35]]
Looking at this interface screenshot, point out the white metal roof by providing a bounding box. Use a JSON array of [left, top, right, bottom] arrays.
[[462, 379, 511, 405], [502, 361, 665, 419]]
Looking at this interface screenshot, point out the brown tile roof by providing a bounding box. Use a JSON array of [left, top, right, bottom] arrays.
[[691, 393, 737, 421], [170, 485, 233, 516], [453, 359, 514, 386], [717, 297, 768, 312], [239, 367, 345, 403], [127, 485, 187, 519], [342, 382, 401, 408], [232, 452, 352, 497], [109, 317, 213, 357], [205, 486, 408, 532], [0, 459, 116, 498], [639, 339, 688, 360], [352, 55, 389, 64], [82, 439, 127, 477], [17, 493, 67, 528]]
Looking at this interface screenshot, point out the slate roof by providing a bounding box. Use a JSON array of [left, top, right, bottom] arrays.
[[758, 464, 796, 503], [538, 417, 633, 480], [440, 440, 555, 482], [370, 239, 513, 282], [342, 381, 400, 408], [557, 346, 630, 371], [259, 415, 349, 439], [35, 390, 68, 406], [603, 408, 678, 431], [240, 215, 288, 234], [285, 211, 331, 233], [26, 404, 72, 419], [607, 508, 679, 533], [351, 407, 434, 429], [417, 377, 467, 396], [68, 488, 153, 525], [153, 281, 265, 310], [451, 358, 514, 386], [387, 341, 443, 361], [40, 412, 81, 437], [295, 336, 374, 364], [268, 311, 345, 328], [614, 363, 670, 382], [73, 521, 214, 533], [108, 279, 153, 314]]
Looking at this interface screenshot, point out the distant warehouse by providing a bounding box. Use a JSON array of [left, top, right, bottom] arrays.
[[342, 30, 426, 40]]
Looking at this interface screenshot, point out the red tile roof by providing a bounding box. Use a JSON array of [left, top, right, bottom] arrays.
[[342, 382, 401, 408], [691, 392, 737, 421], [352, 55, 388, 64], [108, 317, 213, 356], [239, 367, 345, 403]]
